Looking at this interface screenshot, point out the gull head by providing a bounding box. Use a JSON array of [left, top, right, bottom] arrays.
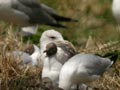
[[24, 44, 35, 55], [42, 77, 54, 89], [40, 29, 64, 53]]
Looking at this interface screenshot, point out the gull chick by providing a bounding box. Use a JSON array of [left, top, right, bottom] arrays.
[[11, 44, 41, 66], [11, 51, 33, 65], [24, 44, 41, 66], [54, 40, 76, 64]]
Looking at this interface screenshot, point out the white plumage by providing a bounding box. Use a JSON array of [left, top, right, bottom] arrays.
[[40, 29, 64, 54], [42, 53, 62, 86], [112, 0, 120, 23], [40, 30, 76, 88], [20, 26, 38, 36], [41, 43, 62, 86], [29, 44, 41, 66]]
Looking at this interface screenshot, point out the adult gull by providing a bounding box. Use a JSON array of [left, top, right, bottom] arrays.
[[58, 53, 118, 90], [0, 0, 77, 28], [40, 29, 77, 64]]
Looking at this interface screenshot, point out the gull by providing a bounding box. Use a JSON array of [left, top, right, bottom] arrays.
[[10, 44, 41, 66], [24, 44, 41, 66], [112, 0, 120, 23], [41, 43, 62, 87], [40, 29, 77, 64], [42, 77, 55, 90], [0, 0, 77, 28], [58, 53, 118, 90], [11, 50, 33, 65], [54, 40, 76, 64]]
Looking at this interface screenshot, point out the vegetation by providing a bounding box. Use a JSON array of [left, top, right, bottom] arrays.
[[0, 0, 120, 90]]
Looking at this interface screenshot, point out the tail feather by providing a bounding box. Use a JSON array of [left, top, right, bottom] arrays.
[[52, 14, 78, 22], [40, 3, 78, 22], [109, 53, 118, 65], [96, 50, 119, 65], [46, 23, 68, 28], [103, 51, 119, 65]]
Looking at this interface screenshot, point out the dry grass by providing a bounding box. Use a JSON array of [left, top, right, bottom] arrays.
[[0, 28, 43, 90], [0, 27, 120, 90]]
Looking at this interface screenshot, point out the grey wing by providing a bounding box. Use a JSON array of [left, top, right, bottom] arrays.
[[40, 3, 57, 15], [18, 0, 40, 8], [20, 53, 32, 64], [40, 3, 77, 22], [12, 51, 32, 65], [18, 0, 77, 23], [85, 55, 112, 76], [11, 0, 57, 25]]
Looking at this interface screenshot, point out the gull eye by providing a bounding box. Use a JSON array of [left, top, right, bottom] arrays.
[[49, 36, 56, 39]]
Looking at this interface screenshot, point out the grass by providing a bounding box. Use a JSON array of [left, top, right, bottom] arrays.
[[0, 0, 120, 90]]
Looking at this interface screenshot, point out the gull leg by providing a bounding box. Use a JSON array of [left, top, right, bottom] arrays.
[[76, 84, 79, 90]]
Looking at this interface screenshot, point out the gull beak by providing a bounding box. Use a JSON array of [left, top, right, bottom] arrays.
[[43, 50, 47, 53], [44, 49, 49, 53]]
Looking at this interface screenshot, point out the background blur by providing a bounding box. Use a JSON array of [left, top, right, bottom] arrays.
[[1, 0, 119, 47], [39, 0, 119, 47]]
